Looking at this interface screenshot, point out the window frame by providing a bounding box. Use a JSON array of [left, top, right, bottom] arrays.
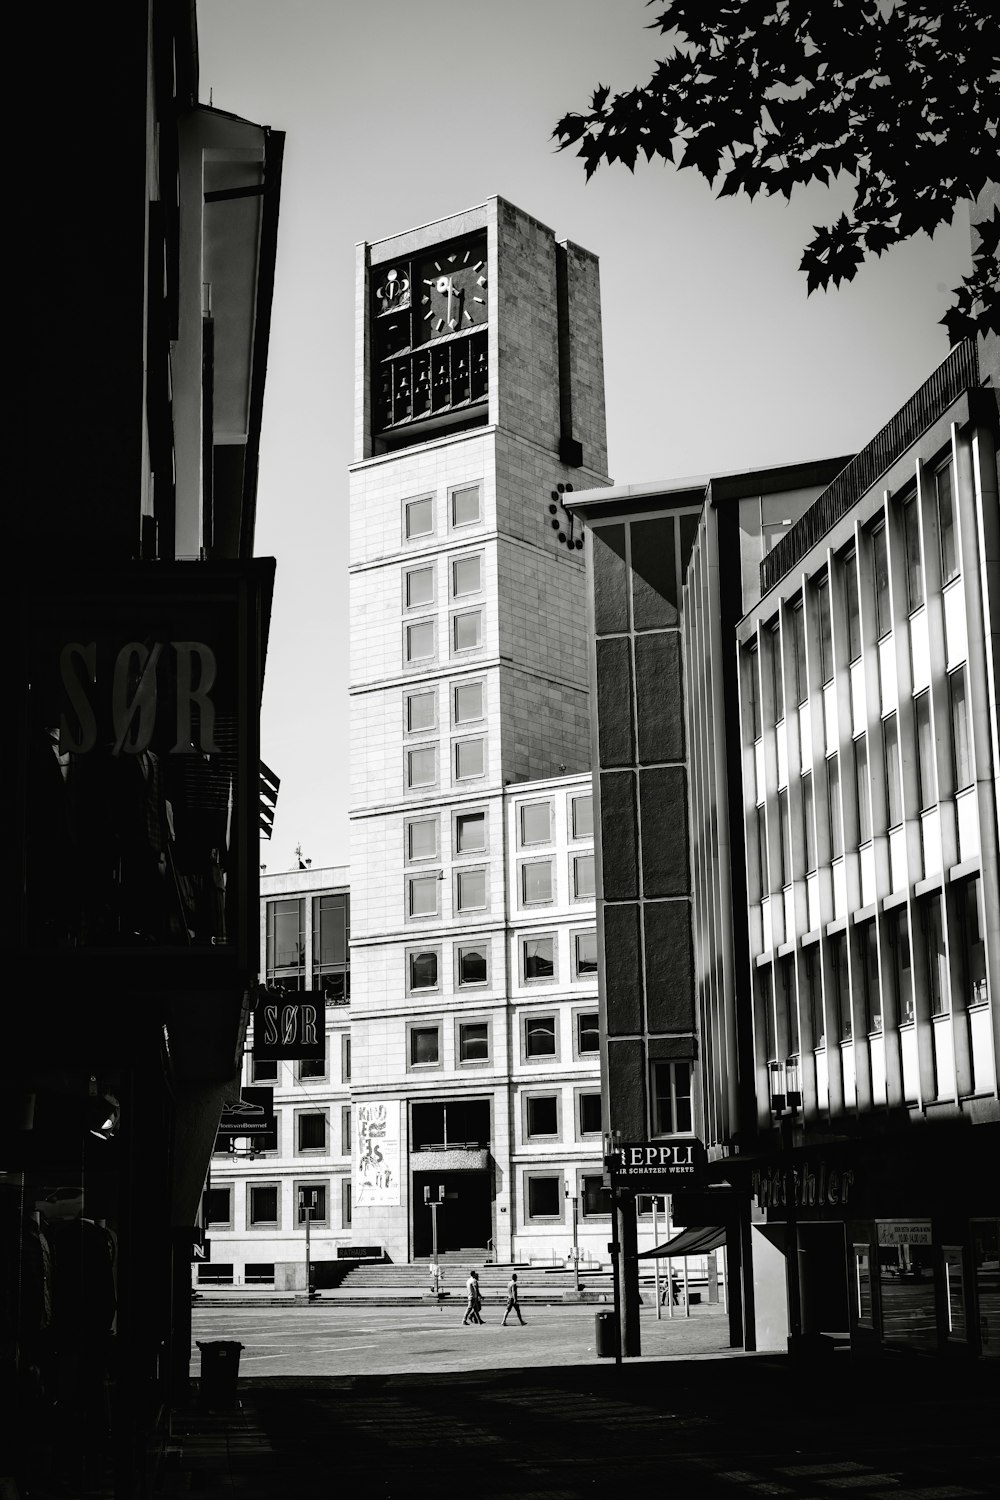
[[406, 743, 438, 791], [449, 481, 482, 530], [203, 1185, 233, 1231], [524, 1091, 561, 1141], [520, 857, 555, 907], [573, 1006, 600, 1058], [844, 549, 862, 663], [454, 864, 488, 915], [295, 1109, 328, 1156], [519, 799, 553, 847], [915, 691, 937, 810], [455, 1015, 492, 1067], [451, 551, 483, 599], [247, 1181, 281, 1230], [569, 792, 594, 840], [902, 495, 924, 613], [525, 1172, 564, 1222], [454, 807, 487, 857], [406, 1020, 443, 1071], [403, 492, 435, 542], [949, 666, 972, 792], [294, 1180, 330, 1230], [571, 851, 595, 901], [405, 944, 441, 996], [341, 1105, 352, 1157], [522, 1011, 558, 1061], [521, 932, 557, 985], [650, 1060, 694, 1137], [872, 524, 891, 641], [936, 460, 959, 584], [403, 561, 435, 612], [453, 734, 486, 783], [405, 815, 439, 865], [577, 1090, 603, 1139], [883, 712, 903, 829], [455, 941, 490, 989], [451, 606, 483, 655], [452, 677, 485, 726], [404, 616, 436, 666], [404, 687, 437, 736], [572, 929, 598, 983], [406, 870, 441, 921]]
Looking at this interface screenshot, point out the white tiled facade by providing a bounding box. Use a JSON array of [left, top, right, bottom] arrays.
[[348, 198, 611, 1263]]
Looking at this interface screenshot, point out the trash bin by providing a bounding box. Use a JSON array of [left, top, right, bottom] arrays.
[[197, 1340, 244, 1409], [595, 1310, 617, 1359]]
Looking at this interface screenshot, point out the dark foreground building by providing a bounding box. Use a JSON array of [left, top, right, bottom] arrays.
[[4, 3, 283, 1493], [573, 331, 1000, 1360]]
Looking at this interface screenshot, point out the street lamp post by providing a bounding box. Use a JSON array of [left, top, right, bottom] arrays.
[[565, 1182, 580, 1293]]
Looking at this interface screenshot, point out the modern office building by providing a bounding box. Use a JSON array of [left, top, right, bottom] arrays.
[[205, 869, 353, 1289], [573, 337, 1000, 1359], [5, 3, 283, 1491], [347, 198, 610, 1264]]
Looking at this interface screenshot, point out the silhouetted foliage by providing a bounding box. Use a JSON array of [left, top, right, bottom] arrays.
[[554, 1, 999, 344]]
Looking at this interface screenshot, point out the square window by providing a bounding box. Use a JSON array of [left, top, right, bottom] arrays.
[[406, 816, 438, 863], [407, 947, 439, 991], [451, 484, 481, 528], [405, 565, 434, 609], [252, 1056, 278, 1083], [574, 932, 598, 979], [455, 736, 485, 780], [407, 746, 437, 789], [456, 867, 487, 912], [297, 1113, 326, 1152], [452, 609, 482, 652], [296, 1184, 328, 1227], [576, 1010, 600, 1053], [248, 1184, 279, 1227], [526, 1095, 558, 1137], [573, 853, 595, 900], [405, 495, 433, 539], [522, 860, 553, 905], [459, 1021, 490, 1063], [452, 555, 482, 597], [455, 810, 486, 854], [410, 1026, 440, 1066], [298, 1055, 326, 1081], [579, 1093, 602, 1135], [457, 944, 488, 987], [525, 1015, 556, 1058], [571, 794, 593, 839], [407, 873, 439, 918], [523, 935, 554, 982], [406, 619, 435, 663], [527, 1176, 561, 1219], [406, 690, 436, 734], [520, 801, 552, 846], [203, 1186, 232, 1228], [454, 680, 484, 723]]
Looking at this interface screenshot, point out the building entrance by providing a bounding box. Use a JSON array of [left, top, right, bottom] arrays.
[[413, 1170, 493, 1257]]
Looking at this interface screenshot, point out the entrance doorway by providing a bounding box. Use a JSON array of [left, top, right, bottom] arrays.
[[798, 1222, 849, 1336], [413, 1170, 492, 1257]]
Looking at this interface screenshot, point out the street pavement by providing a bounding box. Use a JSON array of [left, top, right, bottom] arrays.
[[160, 1302, 1000, 1498]]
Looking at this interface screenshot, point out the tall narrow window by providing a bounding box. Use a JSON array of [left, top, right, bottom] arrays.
[[862, 921, 881, 1033], [883, 714, 902, 827], [747, 645, 761, 739], [806, 950, 824, 1047], [771, 624, 784, 723], [854, 734, 871, 844], [936, 461, 958, 583], [915, 693, 936, 809], [791, 603, 807, 705], [903, 497, 923, 611], [949, 667, 972, 791], [832, 932, 852, 1041], [756, 803, 769, 897], [845, 552, 861, 661], [652, 1061, 693, 1134], [891, 909, 914, 1024], [872, 526, 890, 639], [778, 789, 790, 886], [781, 957, 799, 1056], [828, 754, 843, 859], [818, 576, 833, 684], [960, 878, 988, 1005], [802, 772, 816, 873], [923, 894, 948, 1016]]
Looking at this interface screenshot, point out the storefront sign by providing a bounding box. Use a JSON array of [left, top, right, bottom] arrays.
[[607, 1140, 706, 1190], [753, 1160, 856, 1211], [253, 991, 325, 1060], [877, 1221, 932, 1247], [355, 1100, 401, 1207], [216, 1087, 276, 1137]]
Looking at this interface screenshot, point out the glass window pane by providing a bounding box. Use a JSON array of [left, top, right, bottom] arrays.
[[406, 566, 434, 607], [454, 681, 483, 722], [525, 1017, 556, 1055], [950, 668, 971, 790], [863, 922, 881, 1033], [455, 738, 485, 780], [756, 804, 769, 895], [855, 734, 871, 844], [457, 868, 486, 911], [407, 690, 436, 732], [893, 911, 914, 1023], [522, 861, 553, 903], [575, 932, 598, 978], [405, 496, 433, 538], [915, 693, 936, 808], [456, 811, 486, 852], [524, 937, 554, 981], [452, 485, 481, 527], [406, 620, 435, 661], [828, 755, 843, 859], [872, 527, 890, 638], [924, 895, 948, 1015], [298, 1114, 325, 1150], [748, 645, 762, 737], [452, 555, 481, 596], [314, 894, 347, 967], [791, 604, 807, 704], [571, 794, 593, 838], [833, 933, 852, 1041], [408, 949, 438, 990], [410, 1028, 439, 1065], [268, 899, 303, 969], [520, 802, 551, 845], [460, 1022, 489, 1061], [577, 1010, 600, 1051], [580, 1094, 603, 1134], [903, 498, 923, 611], [884, 714, 902, 827], [453, 610, 482, 651], [573, 854, 595, 899], [771, 625, 784, 722], [818, 579, 833, 684], [937, 462, 958, 582], [408, 875, 438, 916], [407, 818, 437, 861], [962, 878, 987, 1005], [407, 747, 436, 788], [528, 1177, 560, 1217], [458, 947, 488, 986], [778, 789, 790, 884], [802, 773, 817, 872], [845, 553, 861, 661], [527, 1096, 558, 1136]]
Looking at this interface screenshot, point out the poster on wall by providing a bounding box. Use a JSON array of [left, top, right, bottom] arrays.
[[355, 1100, 401, 1207]]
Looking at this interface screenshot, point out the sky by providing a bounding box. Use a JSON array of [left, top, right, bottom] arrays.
[[197, 0, 971, 878]]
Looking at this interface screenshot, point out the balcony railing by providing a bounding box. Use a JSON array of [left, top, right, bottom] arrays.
[[760, 340, 980, 596]]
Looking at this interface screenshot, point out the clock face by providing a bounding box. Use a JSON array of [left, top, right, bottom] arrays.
[[416, 246, 488, 343]]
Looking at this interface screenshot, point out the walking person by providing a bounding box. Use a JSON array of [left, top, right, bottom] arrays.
[[462, 1269, 483, 1325], [501, 1271, 525, 1326]]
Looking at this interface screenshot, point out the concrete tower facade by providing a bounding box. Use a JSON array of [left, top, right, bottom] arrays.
[[348, 198, 609, 1263]]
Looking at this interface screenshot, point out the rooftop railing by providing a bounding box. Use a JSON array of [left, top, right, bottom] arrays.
[[760, 340, 980, 596]]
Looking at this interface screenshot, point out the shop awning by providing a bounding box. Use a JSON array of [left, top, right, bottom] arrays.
[[637, 1225, 726, 1259]]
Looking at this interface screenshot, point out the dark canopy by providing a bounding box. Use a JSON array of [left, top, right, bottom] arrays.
[[637, 1225, 726, 1259]]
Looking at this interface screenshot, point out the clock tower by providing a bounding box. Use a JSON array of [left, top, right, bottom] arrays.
[[348, 198, 609, 1263]]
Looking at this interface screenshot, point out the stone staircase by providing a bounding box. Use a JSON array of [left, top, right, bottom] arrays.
[[326, 1260, 614, 1304]]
